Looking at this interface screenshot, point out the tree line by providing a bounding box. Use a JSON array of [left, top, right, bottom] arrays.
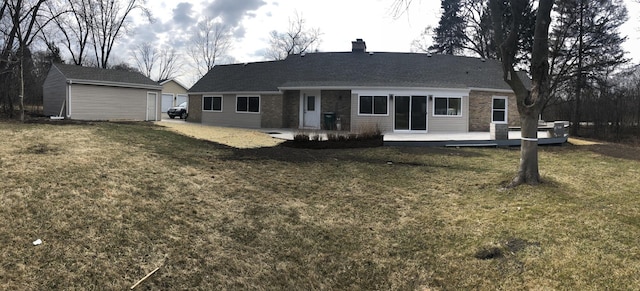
[[417, 0, 637, 142], [0, 0, 321, 120]]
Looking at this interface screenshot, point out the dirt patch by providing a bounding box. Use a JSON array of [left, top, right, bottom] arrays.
[[474, 238, 540, 260], [23, 143, 63, 155], [156, 121, 284, 149]]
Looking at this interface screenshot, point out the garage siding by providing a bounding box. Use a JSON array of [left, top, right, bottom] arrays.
[[43, 68, 67, 117], [70, 84, 161, 120]]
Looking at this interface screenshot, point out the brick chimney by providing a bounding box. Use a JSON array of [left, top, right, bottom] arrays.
[[351, 39, 366, 53]]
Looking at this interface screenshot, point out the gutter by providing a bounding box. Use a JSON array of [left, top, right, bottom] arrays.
[[68, 78, 163, 90]]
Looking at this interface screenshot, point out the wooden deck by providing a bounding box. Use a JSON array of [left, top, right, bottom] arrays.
[[384, 131, 567, 147], [265, 129, 568, 147]]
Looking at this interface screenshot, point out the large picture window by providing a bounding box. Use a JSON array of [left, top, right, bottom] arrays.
[[359, 95, 388, 115], [492, 97, 507, 123], [203, 96, 222, 111], [236, 96, 260, 113], [434, 97, 462, 116]]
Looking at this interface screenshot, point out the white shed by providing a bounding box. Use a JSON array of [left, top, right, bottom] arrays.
[[43, 63, 163, 121]]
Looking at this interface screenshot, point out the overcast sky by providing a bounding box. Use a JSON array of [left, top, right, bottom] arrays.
[[118, 0, 640, 86]]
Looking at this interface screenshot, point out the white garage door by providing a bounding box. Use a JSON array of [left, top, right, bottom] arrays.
[[161, 94, 174, 112], [176, 94, 188, 106]]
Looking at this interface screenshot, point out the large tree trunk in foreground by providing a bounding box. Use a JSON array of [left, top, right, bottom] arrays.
[[514, 112, 540, 185], [490, 0, 554, 187]]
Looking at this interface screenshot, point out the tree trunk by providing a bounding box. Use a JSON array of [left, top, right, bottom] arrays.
[[570, 0, 585, 137], [490, 0, 553, 187], [19, 53, 25, 122], [511, 112, 540, 186]]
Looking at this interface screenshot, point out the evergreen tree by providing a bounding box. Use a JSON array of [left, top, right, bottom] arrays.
[[430, 0, 466, 55], [427, 0, 535, 66]]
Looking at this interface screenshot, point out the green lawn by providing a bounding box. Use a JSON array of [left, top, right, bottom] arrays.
[[1, 121, 639, 290]]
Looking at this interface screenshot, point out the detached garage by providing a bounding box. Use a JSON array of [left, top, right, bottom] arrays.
[[43, 63, 163, 121]]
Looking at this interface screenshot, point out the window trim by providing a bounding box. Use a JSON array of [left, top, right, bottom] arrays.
[[203, 95, 223, 112], [432, 97, 463, 117], [236, 95, 261, 114], [491, 96, 508, 123], [358, 95, 389, 116]]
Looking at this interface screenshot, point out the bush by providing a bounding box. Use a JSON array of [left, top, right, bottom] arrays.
[[284, 127, 383, 149], [293, 132, 310, 142]]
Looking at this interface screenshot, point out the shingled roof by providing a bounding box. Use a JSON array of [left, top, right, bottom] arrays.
[[189, 52, 518, 94], [53, 63, 162, 89]]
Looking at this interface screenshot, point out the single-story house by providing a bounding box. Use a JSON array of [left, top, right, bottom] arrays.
[[43, 63, 163, 121], [187, 39, 521, 133], [159, 79, 189, 112]]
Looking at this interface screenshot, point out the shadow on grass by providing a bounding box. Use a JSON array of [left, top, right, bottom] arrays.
[[93, 122, 498, 173], [541, 142, 640, 162], [583, 144, 640, 162]]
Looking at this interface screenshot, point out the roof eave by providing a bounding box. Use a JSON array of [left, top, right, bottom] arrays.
[[68, 79, 163, 90], [187, 90, 282, 95], [468, 87, 515, 93]]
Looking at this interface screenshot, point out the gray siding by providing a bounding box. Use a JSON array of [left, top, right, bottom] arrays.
[[350, 92, 469, 133], [428, 97, 469, 132], [201, 94, 261, 128], [43, 68, 67, 117], [350, 93, 394, 133], [70, 84, 160, 120]]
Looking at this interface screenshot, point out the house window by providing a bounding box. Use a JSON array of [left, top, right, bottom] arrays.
[[434, 97, 462, 116], [359, 95, 388, 115], [492, 96, 508, 123], [237, 96, 260, 113], [203, 96, 222, 112]]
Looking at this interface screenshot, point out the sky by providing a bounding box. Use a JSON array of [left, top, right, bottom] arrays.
[[117, 0, 640, 86]]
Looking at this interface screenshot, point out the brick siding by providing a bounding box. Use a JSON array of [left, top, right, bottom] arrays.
[[468, 90, 519, 131], [320, 90, 352, 131], [187, 94, 202, 123], [260, 94, 284, 128]]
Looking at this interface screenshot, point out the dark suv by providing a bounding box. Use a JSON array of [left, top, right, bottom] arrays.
[[167, 102, 188, 119]]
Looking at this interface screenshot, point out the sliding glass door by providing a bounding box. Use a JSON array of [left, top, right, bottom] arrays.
[[395, 96, 427, 131]]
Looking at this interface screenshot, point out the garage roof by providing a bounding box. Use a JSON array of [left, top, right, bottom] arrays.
[[53, 63, 162, 90]]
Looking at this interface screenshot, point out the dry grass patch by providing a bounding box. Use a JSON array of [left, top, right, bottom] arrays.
[[568, 137, 604, 146], [1, 121, 640, 289], [156, 121, 282, 148]]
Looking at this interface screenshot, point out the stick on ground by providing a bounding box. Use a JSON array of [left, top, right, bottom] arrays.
[[130, 266, 161, 290]]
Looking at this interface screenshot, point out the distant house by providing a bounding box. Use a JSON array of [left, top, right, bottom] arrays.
[[159, 79, 188, 113], [43, 63, 163, 121], [187, 39, 520, 132]]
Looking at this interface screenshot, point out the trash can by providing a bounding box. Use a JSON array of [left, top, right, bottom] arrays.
[[323, 112, 336, 130]]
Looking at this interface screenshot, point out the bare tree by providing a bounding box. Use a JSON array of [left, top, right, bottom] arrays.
[[45, 0, 93, 65], [490, 0, 554, 186], [265, 12, 321, 60], [188, 17, 232, 78], [131, 42, 182, 81], [156, 47, 181, 81], [131, 42, 156, 78], [1, 0, 51, 121], [90, 0, 150, 68], [410, 26, 433, 53]]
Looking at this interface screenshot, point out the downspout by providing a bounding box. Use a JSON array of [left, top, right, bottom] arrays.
[[66, 80, 72, 118]]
